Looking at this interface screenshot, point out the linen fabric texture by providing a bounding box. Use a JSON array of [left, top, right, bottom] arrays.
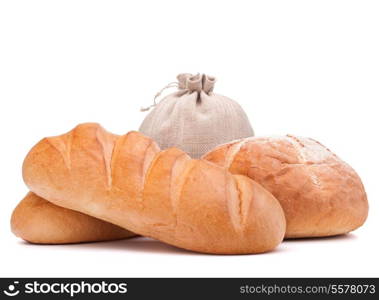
[[139, 73, 254, 158]]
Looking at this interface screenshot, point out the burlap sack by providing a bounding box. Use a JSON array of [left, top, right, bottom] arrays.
[[139, 73, 254, 158]]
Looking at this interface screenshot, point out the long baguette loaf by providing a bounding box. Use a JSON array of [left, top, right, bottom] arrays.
[[11, 192, 134, 244], [202, 135, 368, 238], [22, 123, 285, 254]]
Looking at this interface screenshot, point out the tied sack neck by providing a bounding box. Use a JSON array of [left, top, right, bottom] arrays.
[[177, 73, 216, 94], [141, 73, 216, 112]]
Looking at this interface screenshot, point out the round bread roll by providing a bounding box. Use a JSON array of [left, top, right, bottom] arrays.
[[203, 135, 368, 238], [11, 192, 135, 244]]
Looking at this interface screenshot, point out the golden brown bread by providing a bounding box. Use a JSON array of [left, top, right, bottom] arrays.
[[11, 192, 134, 244], [22, 123, 286, 254], [202, 135, 368, 238]]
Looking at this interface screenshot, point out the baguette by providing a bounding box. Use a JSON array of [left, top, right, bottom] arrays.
[[202, 135, 368, 238], [11, 192, 134, 244], [22, 123, 285, 254]]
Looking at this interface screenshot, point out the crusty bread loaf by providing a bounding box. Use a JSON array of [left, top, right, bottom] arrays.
[[203, 135, 368, 238], [11, 192, 134, 244], [22, 123, 285, 254]]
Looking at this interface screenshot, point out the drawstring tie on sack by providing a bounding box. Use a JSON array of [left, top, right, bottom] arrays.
[[140, 73, 216, 112], [140, 82, 179, 112]]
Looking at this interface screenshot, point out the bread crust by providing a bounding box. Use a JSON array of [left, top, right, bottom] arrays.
[[22, 123, 286, 254], [203, 135, 369, 238], [11, 192, 134, 244]]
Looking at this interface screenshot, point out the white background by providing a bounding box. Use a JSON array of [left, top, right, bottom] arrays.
[[0, 0, 378, 277]]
